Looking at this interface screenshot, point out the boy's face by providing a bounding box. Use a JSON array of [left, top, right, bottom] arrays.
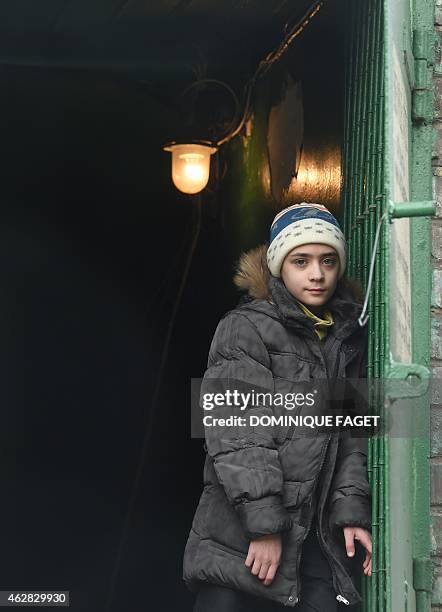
[[280, 243, 340, 313]]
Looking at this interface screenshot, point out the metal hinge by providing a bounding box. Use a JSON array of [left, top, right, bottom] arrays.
[[413, 556, 432, 593], [385, 361, 431, 400], [412, 28, 435, 123]]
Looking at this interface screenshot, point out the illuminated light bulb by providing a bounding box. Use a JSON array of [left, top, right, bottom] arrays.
[[163, 142, 217, 194], [182, 154, 205, 181]]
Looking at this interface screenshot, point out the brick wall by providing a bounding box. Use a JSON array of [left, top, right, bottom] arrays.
[[432, 2, 442, 607]]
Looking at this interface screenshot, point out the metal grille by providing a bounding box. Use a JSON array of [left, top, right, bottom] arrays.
[[341, 0, 387, 610]]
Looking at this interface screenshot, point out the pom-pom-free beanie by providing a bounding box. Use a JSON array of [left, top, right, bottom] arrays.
[[266, 202, 347, 278]]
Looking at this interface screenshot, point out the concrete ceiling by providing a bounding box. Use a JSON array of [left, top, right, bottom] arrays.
[[0, 0, 338, 149], [0, 0, 315, 76]]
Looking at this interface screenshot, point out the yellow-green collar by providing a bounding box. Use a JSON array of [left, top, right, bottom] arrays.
[[296, 300, 334, 341]]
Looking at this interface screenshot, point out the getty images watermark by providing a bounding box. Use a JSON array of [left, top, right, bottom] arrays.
[[201, 389, 380, 429], [189, 375, 436, 439]]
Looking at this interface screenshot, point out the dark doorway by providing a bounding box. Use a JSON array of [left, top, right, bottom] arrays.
[[0, 1, 347, 610]]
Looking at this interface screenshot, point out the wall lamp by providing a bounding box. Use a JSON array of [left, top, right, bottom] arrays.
[[162, 0, 324, 195], [163, 141, 217, 194]]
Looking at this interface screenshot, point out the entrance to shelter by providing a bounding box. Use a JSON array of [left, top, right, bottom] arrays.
[[0, 0, 435, 610]]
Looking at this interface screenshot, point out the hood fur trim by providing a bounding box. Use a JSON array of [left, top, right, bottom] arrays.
[[233, 243, 364, 305], [233, 244, 272, 300]]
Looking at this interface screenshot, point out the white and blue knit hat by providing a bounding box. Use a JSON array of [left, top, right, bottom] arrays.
[[266, 202, 347, 278]]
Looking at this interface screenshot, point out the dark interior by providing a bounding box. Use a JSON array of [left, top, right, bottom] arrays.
[[0, 1, 348, 610]]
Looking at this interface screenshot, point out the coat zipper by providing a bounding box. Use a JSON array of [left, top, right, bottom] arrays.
[[312, 332, 351, 605], [310, 430, 346, 602], [315, 522, 350, 605], [294, 430, 331, 604], [291, 330, 354, 604], [313, 435, 354, 605]]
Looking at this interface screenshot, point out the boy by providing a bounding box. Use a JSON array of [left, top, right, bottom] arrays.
[[184, 203, 372, 611]]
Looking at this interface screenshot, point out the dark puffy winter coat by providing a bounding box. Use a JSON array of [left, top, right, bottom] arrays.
[[183, 244, 372, 608]]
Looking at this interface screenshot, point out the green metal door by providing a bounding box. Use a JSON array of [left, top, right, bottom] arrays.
[[342, 0, 434, 610], [342, 1, 387, 608]]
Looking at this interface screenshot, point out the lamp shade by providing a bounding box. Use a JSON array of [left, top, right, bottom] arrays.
[[163, 142, 217, 194]]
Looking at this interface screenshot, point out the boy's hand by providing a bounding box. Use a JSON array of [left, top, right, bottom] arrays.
[[245, 533, 282, 586], [343, 526, 372, 576]]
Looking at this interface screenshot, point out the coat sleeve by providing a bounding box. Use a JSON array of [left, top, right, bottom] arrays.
[[327, 339, 372, 532], [327, 432, 372, 531], [201, 310, 292, 541]]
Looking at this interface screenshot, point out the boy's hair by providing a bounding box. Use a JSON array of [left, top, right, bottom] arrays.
[[266, 203, 347, 279]]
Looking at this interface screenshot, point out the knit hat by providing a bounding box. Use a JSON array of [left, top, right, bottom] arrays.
[[266, 202, 347, 278]]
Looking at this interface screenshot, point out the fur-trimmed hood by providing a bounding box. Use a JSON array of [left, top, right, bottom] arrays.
[[232, 244, 366, 338], [233, 244, 273, 301], [233, 244, 364, 303]]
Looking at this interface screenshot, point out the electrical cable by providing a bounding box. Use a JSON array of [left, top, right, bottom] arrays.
[[179, 78, 241, 144], [258, 0, 324, 78], [216, 0, 325, 146], [105, 196, 202, 612], [143, 212, 196, 313], [358, 210, 388, 327], [175, 1, 324, 148]]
